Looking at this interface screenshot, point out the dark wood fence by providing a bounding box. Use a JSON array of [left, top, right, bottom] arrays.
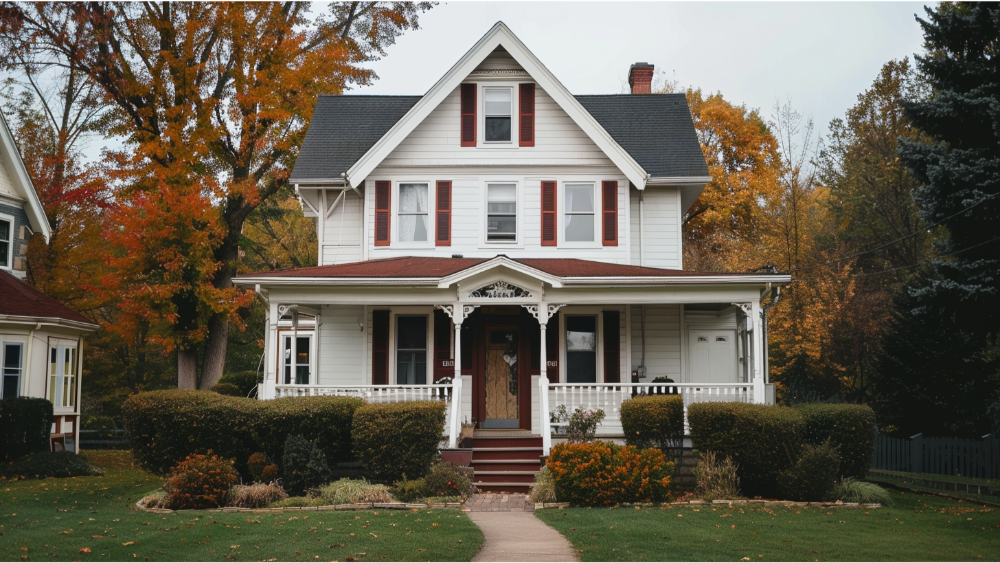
[[872, 433, 999, 479], [79, 429, 129, 450]]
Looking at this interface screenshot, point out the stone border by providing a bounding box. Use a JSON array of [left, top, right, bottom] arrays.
[[136, 500, 465, 514], [533, 499, 882, 509]]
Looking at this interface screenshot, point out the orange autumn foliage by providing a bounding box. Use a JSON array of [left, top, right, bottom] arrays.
[[546, 441, 674, 506]]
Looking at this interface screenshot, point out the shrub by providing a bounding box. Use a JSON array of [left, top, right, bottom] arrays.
[[551, 406, 606, 443], [261, 464, 279, 482], [621, 395, 684, 458], [210, 382, 243, 396], [313, 478, 395, 505], [393, 478, 427, 502], [692, 451, 742, 501], [352, 401, 446, 483], [779, 441, 841, 502], [218, 370, 260, 398], [282, 435, 331, 496], [423, 462, 477, 498], [795, 403, 877, 479], [247, 452, 271, 482], [138, 491, 170, 510], [163, 453, 239, 509], [546, 441, 673, 506], [0, 397, 54, 462], [267, 496, 327, 508], [255, 395, 365, 467], [227, 482, 288, 508], [688, 402, 804, 497], [4, 451, 103, 480], [528, 466, 557, 503], [832, 478, 893, 506], [81, 414, 118, 430]]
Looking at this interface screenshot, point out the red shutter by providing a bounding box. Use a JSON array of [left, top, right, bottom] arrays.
[[435, 180, 451, 246], [375, 180, 391, 246], [603, 310, 621, 383], [541, 181, 557, 246], [519, 83, 535, 147], [433, 308, 452, 382], [461, 83, 476, 147], [372, 310, 390, 385], [602, 180, 618, 246]]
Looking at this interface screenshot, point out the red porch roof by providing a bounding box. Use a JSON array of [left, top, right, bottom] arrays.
[[0, 270, 97, 327]]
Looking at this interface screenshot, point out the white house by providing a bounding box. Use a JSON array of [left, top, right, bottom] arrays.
[[235, 22, 788, 490], [0, 110, 99, 453]]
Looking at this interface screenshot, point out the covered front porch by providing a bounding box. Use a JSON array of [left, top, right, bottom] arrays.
[[239, 257, 786, 455]]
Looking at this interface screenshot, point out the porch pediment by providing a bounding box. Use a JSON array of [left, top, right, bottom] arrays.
[[438, 256, 562, 301]]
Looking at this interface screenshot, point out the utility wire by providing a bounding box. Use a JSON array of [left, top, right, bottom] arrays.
[[850, 234, 1000, 279]]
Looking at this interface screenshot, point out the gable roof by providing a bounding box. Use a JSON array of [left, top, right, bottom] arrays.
[[0, 269, 98, 329], [0, 111, 51, 242]]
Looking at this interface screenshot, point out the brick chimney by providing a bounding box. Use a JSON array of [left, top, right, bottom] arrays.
[[628, 62, 654, 94]]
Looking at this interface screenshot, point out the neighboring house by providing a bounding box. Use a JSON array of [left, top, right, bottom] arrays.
[[235, 22, 789, 488], [0, 111, 99, 453]]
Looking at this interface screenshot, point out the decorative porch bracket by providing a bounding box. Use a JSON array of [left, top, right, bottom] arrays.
[[522, 303, 565, 456]]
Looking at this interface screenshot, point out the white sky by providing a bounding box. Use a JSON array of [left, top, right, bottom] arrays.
[[355, 1, 934, 140]]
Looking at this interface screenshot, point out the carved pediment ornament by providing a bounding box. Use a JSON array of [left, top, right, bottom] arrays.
[[468, 281, 532, 299]]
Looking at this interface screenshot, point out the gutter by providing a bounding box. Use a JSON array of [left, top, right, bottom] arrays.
[[0, 315, 100, 331], [234, 274, 792, 288], [644, 175, 712, 187]]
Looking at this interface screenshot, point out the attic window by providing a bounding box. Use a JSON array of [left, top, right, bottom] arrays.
[[484, 87, 512, 142]]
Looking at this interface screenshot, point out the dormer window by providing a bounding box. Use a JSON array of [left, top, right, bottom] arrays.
[[484, 87, 513, 142]]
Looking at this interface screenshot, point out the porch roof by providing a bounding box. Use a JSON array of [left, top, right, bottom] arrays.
[[0, 270, 99, 330], [236, 256, 791, 287]]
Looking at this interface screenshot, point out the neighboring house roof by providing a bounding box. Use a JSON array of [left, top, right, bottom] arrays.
[[0, 110, 51, 242], [290, 93, 708, 184], [0, 270, 99, 329], [238, 256, 789, 286]]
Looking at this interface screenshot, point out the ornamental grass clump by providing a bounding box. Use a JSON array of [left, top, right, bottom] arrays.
[[692, 451, 742, 501], [314, 478, 395, 505], [546, 441, 673, 506], [163, 453, 239, 509], [528, 466, 557, 503], [832, 477, 893, 506], [227, 482, 288, 508]]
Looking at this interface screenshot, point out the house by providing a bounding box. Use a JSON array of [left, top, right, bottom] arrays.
[[235, 22, 789, 489], [0, 111, 99, 453]]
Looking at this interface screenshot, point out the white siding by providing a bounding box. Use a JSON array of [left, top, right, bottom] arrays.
[[630, 304, 681, 381], [320, 190, 363, 265], [0, 155, 16, 197], [317, 306, 366, 385], [628, 186, 681, 269], [473, 47, 519, 71]]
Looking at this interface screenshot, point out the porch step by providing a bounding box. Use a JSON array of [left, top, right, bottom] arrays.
[[469, 436, 543, 449], [471, 460, 542, 472], [473, 481, 532, 493], [470, 434, 544, 493]]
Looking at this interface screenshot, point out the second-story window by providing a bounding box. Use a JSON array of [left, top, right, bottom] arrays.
[[398, 183, 429, 243], [564, 183, 596, 242], [486, 183, 517, 242], [484, 87, 512, 142], [0, 216, 11, 269]]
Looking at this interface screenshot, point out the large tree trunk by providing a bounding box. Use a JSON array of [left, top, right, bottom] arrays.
[[178, 348, 198, 389], [199, 313, 229, 389]]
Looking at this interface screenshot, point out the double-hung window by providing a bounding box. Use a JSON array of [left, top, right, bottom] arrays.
[[484, 87, 513, 143], [2, 342, 22, 399], [486, 183, 517, 242], [49, 341, 77, 409], [564, 183, 596, 242], [396, 316, 427, 385], [282, 333, 312, 385], [398, 183, 429, 243], [565, 316, 598, 383], [0, 215, 12, 269]]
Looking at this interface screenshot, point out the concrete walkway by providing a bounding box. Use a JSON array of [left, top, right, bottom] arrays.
[[465, 495, 578, 562]]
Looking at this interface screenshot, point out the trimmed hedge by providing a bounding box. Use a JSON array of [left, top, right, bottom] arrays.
[[546, 441, 674, 506], [352, 401, 446, 483], [121, 390, 365, 476], [0, 397, 53, 462], [688, 402, 804, 497], [795, 403, 876, 479], [4, 451, 103, 479], [620, 395, 684, 456]]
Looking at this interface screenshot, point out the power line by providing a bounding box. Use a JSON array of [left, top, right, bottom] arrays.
[[851, 234, 1000, 279]]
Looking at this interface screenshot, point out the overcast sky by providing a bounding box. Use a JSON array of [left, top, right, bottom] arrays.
[[355, 1, 934, 141]]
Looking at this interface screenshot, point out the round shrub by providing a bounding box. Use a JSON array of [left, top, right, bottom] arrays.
[[795, 403, 876, 479], [546, 441, 674, 506], [352, 400, 447, 483], [282, 434, 331, 496], [0, 397, 54, 462], [4, 451, 103, 480], [688, 402, 805, 497], [620, 395, 684, 456], [247, 452, 271, 482], [394, 477, 427, 502], [210, 382, 242, 396], [261, 464, 279, 482], [779, 441, 841, 501], [422, 462, 477, 498], [164, 453, 239, 509]]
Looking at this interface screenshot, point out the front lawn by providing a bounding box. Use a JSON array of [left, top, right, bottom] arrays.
[[535, 492, 1000, 561], [1, 451, 483, 562]]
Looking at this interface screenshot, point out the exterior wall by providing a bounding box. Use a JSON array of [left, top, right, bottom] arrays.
[[629, 186, 682, 269], [0, 201, 31, 275], [630, 304, 682, 382], [317, 305, 366, 385], [320, 190, 364, 265]]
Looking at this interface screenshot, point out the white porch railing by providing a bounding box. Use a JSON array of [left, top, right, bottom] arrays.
[[273, 383, 463, 447], [542, 382, 755, 454]]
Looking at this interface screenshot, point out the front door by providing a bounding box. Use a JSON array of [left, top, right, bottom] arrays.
[[482, 326, 520, 428]]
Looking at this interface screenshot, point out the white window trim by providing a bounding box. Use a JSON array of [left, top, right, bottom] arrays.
[[391, 181, 434, 249], [557, 307, 605, 384], [558, 181, 602, 249], [1, 339, 26, 399], [0, 212, 14, 271], [48, 338, 78, 413], [479, 83, 518, 148], [480, 178, 524, 248], [278, 329, 317, 386], [388, 307, 435, 386]]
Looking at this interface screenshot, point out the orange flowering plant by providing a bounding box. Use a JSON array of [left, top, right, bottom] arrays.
[[163, 452, 239, 509], [546, 441, 674, 506]]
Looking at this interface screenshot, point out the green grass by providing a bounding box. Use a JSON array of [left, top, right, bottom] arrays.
[[1, 451, 483, 562], [536, 492, 1000, 561]]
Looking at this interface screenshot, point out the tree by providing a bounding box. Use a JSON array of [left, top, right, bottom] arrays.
[[0, 2, 432, 388], [877, 2, 1000, 435]]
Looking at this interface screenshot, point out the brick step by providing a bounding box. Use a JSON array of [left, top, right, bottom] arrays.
[[471, 436, 543, 448], [471, 460, 542, 472], [473, 471, 537, 484], [470, 448, 543, 461], [474, 482, 532, 493]]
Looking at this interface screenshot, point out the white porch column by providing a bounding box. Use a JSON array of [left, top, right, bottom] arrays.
[[524, 303, 564, 456], [751, 300, 765, 404], [440, 304, 475, 448], [263, 301, 279, 400]]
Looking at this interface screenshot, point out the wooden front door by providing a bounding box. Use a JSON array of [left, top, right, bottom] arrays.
[[482, 325, 520, 429]]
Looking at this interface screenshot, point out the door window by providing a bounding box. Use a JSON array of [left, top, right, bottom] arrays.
[[282, 334, 312, 385], [49, 342, 77, 409], [565, 316, 597, 383]]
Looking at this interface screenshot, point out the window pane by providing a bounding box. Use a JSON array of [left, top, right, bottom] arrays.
[[399, 184, 428, 213], [564, 214, 595, 242], [567, 351, 597, 383], [398, 214, 429, 242], [296, 336, 310, 364], [4, 344, 21, 369], [487, 202, 517, 214], [565, 185, 594, 212], [485, 117, 511, 141], [397, 316, 427, 350], [295, 366, 310, 385], [2, 375, 18, 399], [484, 88, 511, 115], [488, 184, 516, 202], [566, 316, 597, 351]]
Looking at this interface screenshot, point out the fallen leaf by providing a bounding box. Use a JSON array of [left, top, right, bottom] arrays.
[[122, 541, 137, 546], [80, 547, 91, 553]]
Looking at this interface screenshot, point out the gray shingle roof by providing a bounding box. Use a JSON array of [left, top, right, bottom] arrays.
[[289, 93, 708, 183]]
